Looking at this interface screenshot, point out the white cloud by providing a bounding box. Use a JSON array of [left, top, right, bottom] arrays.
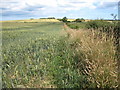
[[1, 0, 27, 11], [1, 0, 119, 17], [1, 0, 119, 10], [25, 0, 58, 7]]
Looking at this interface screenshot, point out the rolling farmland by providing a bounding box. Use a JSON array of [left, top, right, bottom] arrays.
[[1, 0, 119, 89]]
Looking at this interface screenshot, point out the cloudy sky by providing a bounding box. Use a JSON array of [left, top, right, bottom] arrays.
[[0, 0, 119, 20]]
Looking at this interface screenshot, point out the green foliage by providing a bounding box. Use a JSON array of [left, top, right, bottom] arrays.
[[85, 20, 110, 29], [46, 37, 89, 88], [74, 18, 85, 22], [40, 17, 55, 19], [62, 17, 68, 22], [85, 20, 120, 39], [47, 17, 55, 19], [66, 22, 86, 29]]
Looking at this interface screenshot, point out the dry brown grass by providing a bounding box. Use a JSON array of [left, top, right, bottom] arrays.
[[66, 28, 118, 88]]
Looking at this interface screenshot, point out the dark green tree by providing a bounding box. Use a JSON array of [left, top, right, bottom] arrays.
[[62, 17, 68, 22]]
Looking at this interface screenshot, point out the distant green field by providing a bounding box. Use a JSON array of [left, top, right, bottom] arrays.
[[2, 22, 64, 47]]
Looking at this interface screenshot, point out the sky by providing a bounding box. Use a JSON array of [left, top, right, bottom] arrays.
[[0, 0, 119, 20]]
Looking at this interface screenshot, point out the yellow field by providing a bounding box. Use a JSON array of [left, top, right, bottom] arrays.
[[67, 19, 92, 22], [0, 19, 93, 23], [0, 19, 60, 23], [67, 19, 75, 21]]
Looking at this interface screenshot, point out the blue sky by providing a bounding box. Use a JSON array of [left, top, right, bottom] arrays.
[[0, 0, 119, 21]]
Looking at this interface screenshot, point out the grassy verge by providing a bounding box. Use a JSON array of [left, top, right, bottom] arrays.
[[65, 29, 118, 88]]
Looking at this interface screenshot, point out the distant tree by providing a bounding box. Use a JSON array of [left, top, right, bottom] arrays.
[[62, 17, 68, 22], [75, 18, 85, 22], [80, 18, 85, 21], [47, 17, 55, 19], [40, 18, 46, 19], [111, 14, 117, 20]]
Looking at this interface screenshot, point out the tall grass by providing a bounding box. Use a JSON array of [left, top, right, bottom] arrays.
[[65, 28, 118, 88]]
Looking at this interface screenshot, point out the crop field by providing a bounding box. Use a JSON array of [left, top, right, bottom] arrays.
[[67, 19, 75, 22], [1, 20, 119, 88], [1, 19, 60, 23], [1, 21, 66, 88]]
